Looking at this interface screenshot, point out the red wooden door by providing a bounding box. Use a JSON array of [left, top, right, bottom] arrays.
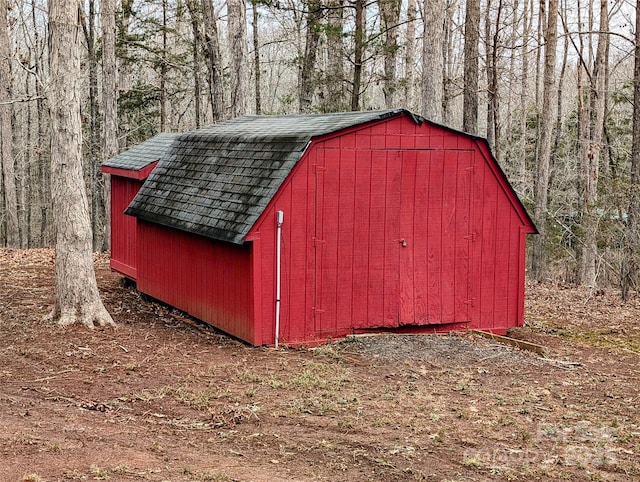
[[312, 147, 472, 333], [313, 148, 401, 333], [399, 150, 473, 325]]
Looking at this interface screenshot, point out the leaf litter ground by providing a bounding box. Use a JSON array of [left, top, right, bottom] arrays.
[[0, 249, 639, 481]]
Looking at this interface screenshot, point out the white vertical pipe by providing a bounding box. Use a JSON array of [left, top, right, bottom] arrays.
[[275, 210, 284, 348]]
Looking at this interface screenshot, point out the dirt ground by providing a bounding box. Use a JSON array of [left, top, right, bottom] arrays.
[[1, 249, 639, 481]]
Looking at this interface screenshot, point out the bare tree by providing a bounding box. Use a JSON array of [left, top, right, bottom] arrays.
[[580, 0, 609, 287], [159, 0, 169, 129], [252, 0, 261, 114], [623, 0, 640, 299], [81, 0, 104, 251], [422, 0, 444, 122], [186, 0, 204, 125], [442, 0, 457, 125], [47, 0, 114, 328], [463, 0, 480, 133], [202, 0, 225, 121], [379, 0, 400, 108], [0, 0, 19, 248], [517, 0, 532, 196], [299, 0, 322, 112], [32, 0, 50, 246], [485, 0, 503, 155], [531, 0, 558, 281], [101, 0, 117, 250], [228, 0, 248, 117], [552, 0, 569, 182], [350, 0, 364, 111], [323, 0, 346, 112], [403, 0, 416, 109]]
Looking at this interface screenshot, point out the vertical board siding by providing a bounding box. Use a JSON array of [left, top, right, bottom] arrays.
[[136, 221, 255, 344], [110, 177, 143, 278], [479, 161, 498, 327], [250, 149, 316, 345], [399, 150, 417, 323], [247, 115, 532, 343], [470, 139, 526, 332], [352, 149, 373, 328], [383, 151, 402, 325], [336, 146, 356, 332]]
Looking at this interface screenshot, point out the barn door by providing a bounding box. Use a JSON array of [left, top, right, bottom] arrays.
[[312, 148, 402, 333], [398, 150, 473, 325], [312, 147, 472, 333]]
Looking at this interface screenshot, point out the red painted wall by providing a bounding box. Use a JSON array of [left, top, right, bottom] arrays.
[[248, 115, 535, 345], [110, 176, 143, 279], [136, 221, 256, 344], [106, 162, 159, 280]]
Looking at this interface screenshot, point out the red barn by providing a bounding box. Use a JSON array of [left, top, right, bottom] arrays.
[[103, 109, 536, 346]]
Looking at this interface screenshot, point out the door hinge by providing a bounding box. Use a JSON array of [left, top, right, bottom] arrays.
[[312, 237, 325, 246], [464, 232, 477, 241], [314, 164, 326, 172], [312, 307, 325, 314], [464, 165, 475, 173], [464, 298, 475, 306]]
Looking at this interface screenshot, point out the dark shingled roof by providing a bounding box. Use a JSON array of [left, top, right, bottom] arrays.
[[126, 109, 420, 244], [104, 133, 179, 171]]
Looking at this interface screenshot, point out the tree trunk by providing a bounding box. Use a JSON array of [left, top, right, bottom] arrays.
[[48, 0, 114, 328], [532, 0, 546, 171], [25, 52, 33, 247], [422, 0, 444, 122], [202, 0, 225, 121], [228, 0, 248, 117], [531, 0, 558, 282], [462, 0, 480, 134], [580, 0, 608, 287], [620, 0, 640, 300], [101, 0, 117, 251], [81, 0, 104, 252], [350, 0, 364, 111], [252, 0, 261, 114], [160, 0, 168, 130], [14, 52, 26, 247], [575, 2, 589, 277], [442, 0, 455, 125], [517, 0, 532, 196], [403, 0, 416, 110], [117, 0, 133, 147], [624, 0, 640, 299], [186, 0, 203, 126], [0, 0, 19, 248], [33, 0, 50, 246], [379, 0, 400, 109], [323, 0, 345, 112], [299, 0, 322, 113], [502, 0, 517, 169], [485, 0, 503, 156], [550, 3, 569, 196]]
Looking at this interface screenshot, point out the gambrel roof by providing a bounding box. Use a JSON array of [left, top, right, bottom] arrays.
[[126, 109, 416, 244]]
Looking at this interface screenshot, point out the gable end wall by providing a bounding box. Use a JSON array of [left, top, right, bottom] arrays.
[[248, 114, 532, 345]]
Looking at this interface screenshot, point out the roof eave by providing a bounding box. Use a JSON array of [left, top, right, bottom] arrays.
[[102, 161, 159, 180]]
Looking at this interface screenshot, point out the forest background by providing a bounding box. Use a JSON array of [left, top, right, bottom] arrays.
[[1, 0, 639, 294]]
